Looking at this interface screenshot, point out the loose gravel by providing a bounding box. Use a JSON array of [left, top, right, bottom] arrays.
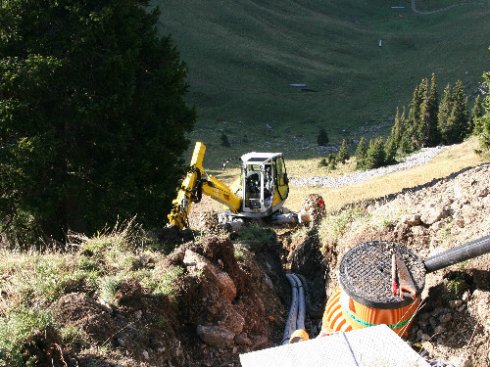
[[290, 146, 449, 188]]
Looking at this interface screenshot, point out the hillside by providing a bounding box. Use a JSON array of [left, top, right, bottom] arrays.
[[1, 143, 489, 366], [153, 0, 490, 163]]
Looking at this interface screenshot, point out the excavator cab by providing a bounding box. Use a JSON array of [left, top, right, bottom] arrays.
[[240, 152, 289, 217]]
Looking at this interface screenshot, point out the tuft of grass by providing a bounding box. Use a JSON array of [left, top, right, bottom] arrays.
[[4, 255, 82, 306], [98, 275, 124, 305], [319, 207, 368, 247], [0, 308, 56, 367], [152, 267, 185, 297], [436, 222, 453, 246], [60, 325, 90, 351], [236, 224, 277, 252], [233, 243, 253, 263]]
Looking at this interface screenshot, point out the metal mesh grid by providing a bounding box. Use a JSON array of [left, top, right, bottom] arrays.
[[338, 241, 426, 308]]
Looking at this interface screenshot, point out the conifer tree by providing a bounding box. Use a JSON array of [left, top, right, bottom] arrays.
[[390, 107, 404, 146], [415, 78, 429, 147], [471, 95, 484, 135], [337, 139, 350, 164], [220, 133, 231, 147], [426, 73, 440, 146], [317, 128, 329, 146], [446, 80, 469, 143], [365, 137, 386, 169], [384, 134, 398, 165], [355, 137, 367, 170], [437, 83, 453, 144], [479, 71, 490, 149], [0, 0, 196, 240]]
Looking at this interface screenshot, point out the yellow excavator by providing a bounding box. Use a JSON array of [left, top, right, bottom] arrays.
[[167, 142, 324, 229]]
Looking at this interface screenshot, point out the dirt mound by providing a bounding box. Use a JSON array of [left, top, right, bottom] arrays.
[[167, 236, 286, 365], [52, 293, 115, 343]]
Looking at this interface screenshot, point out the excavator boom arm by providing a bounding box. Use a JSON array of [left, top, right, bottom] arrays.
[[167, 142, 241, 229]]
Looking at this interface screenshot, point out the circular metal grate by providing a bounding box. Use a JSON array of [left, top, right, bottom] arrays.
[[338, 241, 426, 309]]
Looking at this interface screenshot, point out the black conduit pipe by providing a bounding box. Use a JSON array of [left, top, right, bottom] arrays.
[[282, 274, 299, 344], [292, 274, 306, 331], [424, 234, 490, 273]]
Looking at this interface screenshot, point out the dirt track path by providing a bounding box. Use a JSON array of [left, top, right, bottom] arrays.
[[411, 0, 479, 15]]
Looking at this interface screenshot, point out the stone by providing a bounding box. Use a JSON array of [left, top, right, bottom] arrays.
[[420, 204, 450, 225], [184, 249, 237, 301], [461, 290, 471, 302], [457, 304, 466, 312], [142, 350, 149, 360], [215, 271, 237, 301], [134, 310, 143, 319], [411, 225, 428, 238], [251, 334, 269, 349], [197, 325, 235, 348], [439, 313, 452, 324], [235, 333, 253, 346], [401, 214, 422, 227]]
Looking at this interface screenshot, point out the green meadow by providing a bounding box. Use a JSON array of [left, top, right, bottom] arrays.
[[154, 0, 490, 168]]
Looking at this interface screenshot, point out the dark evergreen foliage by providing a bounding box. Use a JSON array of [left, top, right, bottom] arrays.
[[471, 95, 484, 135], [384, 134, 398, 165], [317, 128, 329, 146], [365, 137, 386, 169], [220, 133, 231, 147], [0, 0, 195, 241], [437, 83, 453, 144], [337, 139, 350, 164], [354, 137, 367, 170], [480, 71, 490, 149]]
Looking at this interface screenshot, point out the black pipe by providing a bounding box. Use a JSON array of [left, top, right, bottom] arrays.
[[424, 234, 490, 273]]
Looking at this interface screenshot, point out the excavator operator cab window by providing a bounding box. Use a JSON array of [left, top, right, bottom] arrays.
[[263, 164, 273, 199]]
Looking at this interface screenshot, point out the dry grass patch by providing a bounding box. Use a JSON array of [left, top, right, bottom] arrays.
[[287, 137, 490, 212]]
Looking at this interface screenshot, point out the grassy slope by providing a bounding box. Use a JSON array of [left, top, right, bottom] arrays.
[[286, 137, 490, 212], [154, 0, 490, 167]]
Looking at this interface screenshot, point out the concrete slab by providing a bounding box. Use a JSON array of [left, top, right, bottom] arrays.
[[239, 325, 429, 367]]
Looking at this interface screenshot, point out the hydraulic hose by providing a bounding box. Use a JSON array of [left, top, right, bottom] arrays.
[[424, 234, 490, 273]]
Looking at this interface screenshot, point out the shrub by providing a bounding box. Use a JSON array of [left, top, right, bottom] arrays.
[[220, 133, 231, 147], [337, 139, 350, 164], [365, 137, 386, 169], [317, 128, 329, 146]]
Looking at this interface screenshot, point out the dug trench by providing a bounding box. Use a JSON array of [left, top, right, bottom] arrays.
[[26, 164, 490, 367]]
